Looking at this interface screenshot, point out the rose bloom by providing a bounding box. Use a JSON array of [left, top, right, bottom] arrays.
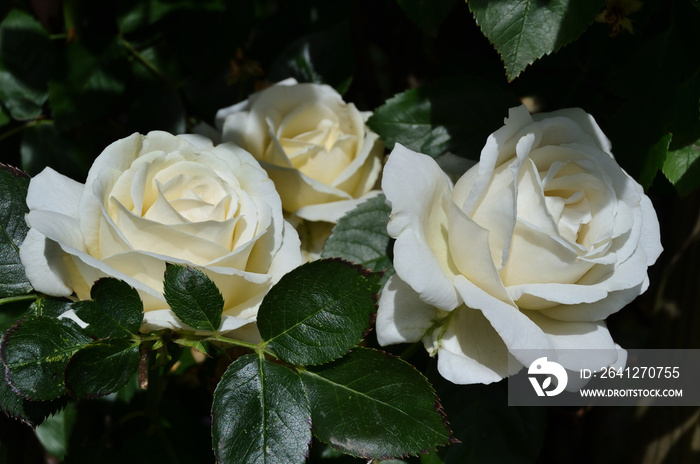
[[19, 131, 301, 339], [214, 79, 384, 245], [377, 105, 662, 384]]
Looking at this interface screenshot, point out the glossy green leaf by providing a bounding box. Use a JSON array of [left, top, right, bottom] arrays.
[[301, 348, 452, 459], [163, 264, 223, 332], [367, 76, 519, 159], [0, 164, 32, 297], [0, 363, 67, 426], [65, 340, 141, 398], [73, 278, 143, 339], [0, 9, 52, 120], [258, 259, 380, 366], [397, 0, 458, 36], [640, 133, 672, 189], [1, 316, 91, 401], [212, 354, 311, 464], [468, 0, 605, 80], [0, 303, 67, 426], [321, 194, 394, 286], [34, 404, 77, 460], [663, 137, 700, 196], [28, 298, 73, 319]]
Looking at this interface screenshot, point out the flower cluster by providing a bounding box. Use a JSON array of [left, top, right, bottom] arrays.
[[19, 84, 661, 384]]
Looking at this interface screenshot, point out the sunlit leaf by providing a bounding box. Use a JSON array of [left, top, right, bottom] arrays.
[[468, 0, 605, 80], [301, 348, 452, 459], [258, 260, 380, 366]]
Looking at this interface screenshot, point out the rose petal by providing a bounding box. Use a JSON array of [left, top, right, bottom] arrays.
[[532, 108, 612, 155], [294, 190, 382, 223], [19, 228, 73, 296], [265, 220, 302, 284], [376, 275, 438, 345], [446, 197, 513, 305], [26, 168, 83, 219], [435, 307, 522, 384], [263, 162, 352, 213], [525, 311, 617, 371], [332, 130, 383, 196], [453, 275, 554, 367], [383, 145, 461, 311]]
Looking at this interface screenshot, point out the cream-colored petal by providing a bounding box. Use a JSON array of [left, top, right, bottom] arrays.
[[637, 190, 663, 266], [264, 162, 351, 213], [333, 130, 383, 195], [265, 220, 302, 284], [382, 145, 460, 311], [499, 219, 594, 287], [532, 108, 612, 154], [25, 210, 86, 252], [453, 275, 554, 368], [436, 307, 522, 384], [294, 190, 381, 223], [526, 311, 618, 371], [376, 275, 438, 345], [26, 168, 83, 219], [446, 197, 513, 305], [19, 228, 73, 296], [111, 201, 229, 265]]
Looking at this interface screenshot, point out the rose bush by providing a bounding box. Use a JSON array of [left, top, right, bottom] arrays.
[[215, 79, 384, 224], [19, 131, 301, 338], [376, 105, 662, 384]]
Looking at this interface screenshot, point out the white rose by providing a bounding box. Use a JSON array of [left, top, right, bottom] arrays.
[[376, 105, 662, 384], [19, 131, 302, 339], [215, 79, 384, 223]]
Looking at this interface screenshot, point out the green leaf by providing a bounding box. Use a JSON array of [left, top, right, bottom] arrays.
[[34, 404, 77, 460], [28, 298, 73, 319], [0, 363, 67, 426], [397, 0, 458, 36], [321, 194, 394, 286], [367, 75, 519, 159], [0, 9, 52, 120], [268, 23, 354, 94], [65, 339, 141, 399], [640, 133, 672, 189], [0, 164, 32, 297], [73, 278, 143, 339], [468, 0, 605, 80], [663, 137, 700, 196], [0, 306, 68, 426], [258, 259, 380, 366], [301, 348, 452, 459], [212, 354, 311, 464], [1, 316, 91, 401], [423, 382, 546, 464], [163, 264, 223, 332]]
